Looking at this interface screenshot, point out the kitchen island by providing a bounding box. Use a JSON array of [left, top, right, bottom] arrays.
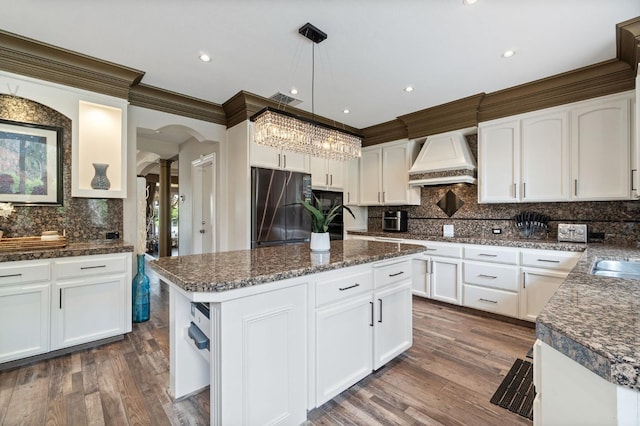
[[149, 240, 424, 426]]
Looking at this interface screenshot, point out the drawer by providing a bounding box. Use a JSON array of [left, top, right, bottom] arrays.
[[521, 250, 580, 271], [421, 243, 462, 259], [464, 246, 518, 265], [463, 262, 519, 291], [55, 254, 128, 280], [0, 261, 50, 286], [373, 260, 412, 288], [463, 284, 518, 317], [316, 269, 372, 307]]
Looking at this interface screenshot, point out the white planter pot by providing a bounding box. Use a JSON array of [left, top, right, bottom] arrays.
[[310, 232, 330, 252]]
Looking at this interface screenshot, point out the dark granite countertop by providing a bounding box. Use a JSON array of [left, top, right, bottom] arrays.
[[148, 239, 424, 293], [0, 240, 134, 262], [347, 230, 588, 252]]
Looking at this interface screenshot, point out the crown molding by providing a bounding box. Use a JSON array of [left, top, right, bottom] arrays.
[[478, 59, 635, 122], [222, 90, 361, 135], [129, 84, 226, 125], [0, 30, 144, 99], [398, 93, 484, 139], [361, 120, 408, 147], [617, 16, 640, 72]]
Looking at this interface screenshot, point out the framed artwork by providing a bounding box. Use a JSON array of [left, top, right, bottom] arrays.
[[0, 118, 63, 204]]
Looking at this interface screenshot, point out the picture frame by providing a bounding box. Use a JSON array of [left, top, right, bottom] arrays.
[[0, 118, 63, 205]]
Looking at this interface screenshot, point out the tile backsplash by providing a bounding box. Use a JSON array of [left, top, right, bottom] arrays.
[[0, 94, 122, 242]]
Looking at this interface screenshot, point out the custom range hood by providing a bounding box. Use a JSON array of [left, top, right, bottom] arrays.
[[408, 129, 477, 186]]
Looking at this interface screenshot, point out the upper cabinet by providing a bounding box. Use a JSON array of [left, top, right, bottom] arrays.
[[249, 137, 309, 173], [73, 100, 127, 198], [478, 91, 633, 203], [359, 140, 420, 206], [345, 158, 360, 205], [310, 157, 345, 190]]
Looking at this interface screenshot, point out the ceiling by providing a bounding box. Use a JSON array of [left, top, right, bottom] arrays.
[[1, 1, 639, 131]]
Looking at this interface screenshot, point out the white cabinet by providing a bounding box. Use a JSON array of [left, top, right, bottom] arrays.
[[0, 260, 51, 363], [519, 249, 580, 322], [479, 110, 570, 203], [313, 259, 412, 407], [310, 157, 345, 190], [345, 158, 360, 205], [250, 138, 309, 173], [359, 140, 420, 206], [410, 241, 462, 304], [571, 94, 631, 200], [51, 253, 131, 350], [462, 245, 519, 317], [479, 91, 633, 203]]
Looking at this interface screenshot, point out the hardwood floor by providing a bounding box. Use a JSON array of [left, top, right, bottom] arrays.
[[0, 264, 535, 425]]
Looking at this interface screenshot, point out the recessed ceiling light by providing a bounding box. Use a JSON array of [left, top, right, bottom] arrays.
[[343, 109, 350, 114], [404, 86, 414, 92], [502, 50, 516, 58], [462, 0, 477, 4], [199, 53, 211, 62], [290, 88, 298, 95]]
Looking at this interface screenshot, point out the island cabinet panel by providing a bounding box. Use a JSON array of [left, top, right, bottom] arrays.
[[212, 282, 308, 426], [373, 280, 412, 369]]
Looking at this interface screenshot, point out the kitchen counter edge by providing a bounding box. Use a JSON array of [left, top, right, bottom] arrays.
[[0, 241, 134, 262]]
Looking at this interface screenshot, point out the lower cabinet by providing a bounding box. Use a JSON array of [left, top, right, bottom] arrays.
[[430, 257, 462, 305], [313, 259, 413, 407], [0, 252, 132, 366], [462, 260, 519, 317], [520, 269, 567, 322]]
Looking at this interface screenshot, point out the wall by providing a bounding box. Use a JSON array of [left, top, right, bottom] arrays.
[[368, 135, 640, 246], [0, 93, 122, 241]]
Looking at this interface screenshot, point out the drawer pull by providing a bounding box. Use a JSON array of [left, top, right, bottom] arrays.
[[478, 253, 498, 257], [80, 265, 107, 270], [338, 283, 360, 291], [369, 301, 374, 327], [537, 259, 560, 263], [479, 298, 498, 304], [424, 248, 438, 251], [388, 271, 404, 277], [378, 298, 383, 323], [0, 273, 22, 278], [478, 274, 497, 279]]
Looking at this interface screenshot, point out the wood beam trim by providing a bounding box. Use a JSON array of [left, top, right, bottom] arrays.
[[398, 93, 484, 139], [361, 120, 408, 147], [478, 59, 635, 122], [0, 30, 144, 99], [617, 16, 640, 72], [129, 84, 226, 125]]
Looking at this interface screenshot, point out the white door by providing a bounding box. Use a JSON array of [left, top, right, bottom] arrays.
[[520, 269, 567, 322], [359, 148, 383, 205], [478, 120, 519, 203], [373, 281, 412, 369], [430, 257, 462, 305], [191, 154, 216, 254], [382, 145, 410, 204]]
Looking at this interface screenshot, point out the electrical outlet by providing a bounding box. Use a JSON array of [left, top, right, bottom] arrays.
[[106, 231, 120, 240], [492, 228, 502, 234]]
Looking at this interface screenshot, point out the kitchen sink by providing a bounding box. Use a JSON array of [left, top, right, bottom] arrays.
[[591, 260, 640, 280]]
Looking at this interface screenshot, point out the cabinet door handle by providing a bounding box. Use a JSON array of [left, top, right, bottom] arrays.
[[283, 155, 287, 169], [338, 283, 360, 291], [424, 248, 438, 251], [330, 174, 333, 186], [574, 179, 578, 196], [378, 298, 383, 323], [479, 298, 498, 304], [369, 301, 374, 327], [478, 253, 497, 257], [513, 183, 516, 198], [523, 182, 526, 199], [389, 271, 404, 277], [632, 169, 637, 192], [81, 265, 106, 270], [326, 174, 329, 185], [59, 288, 62, 309], [347, 192, 350, 203], [278, 153, 281, 168], [537, 259, 560, 263], [382, 192, 386, 203], [478, 274, 497, 279], [0, 273, 22, 278], [377, 192, 380, 203]]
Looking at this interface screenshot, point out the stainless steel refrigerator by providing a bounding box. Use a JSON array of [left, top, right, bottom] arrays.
[[251, 167, 313, 248]]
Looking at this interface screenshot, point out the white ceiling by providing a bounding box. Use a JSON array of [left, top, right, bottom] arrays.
[[1, 1, 639, 130]]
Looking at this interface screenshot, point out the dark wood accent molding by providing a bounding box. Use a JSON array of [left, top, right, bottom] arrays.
[[398, 93, 485, 139], [129, 84, 226, 125], [0, 30, 144, 99], [617, 16, 640, 72], [222, 90, 361, 135], [478, 59, 635, 122], [361, 119, 408, 147]]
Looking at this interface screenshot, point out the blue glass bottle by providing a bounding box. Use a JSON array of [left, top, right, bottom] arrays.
[[132, 254, 150, 323]]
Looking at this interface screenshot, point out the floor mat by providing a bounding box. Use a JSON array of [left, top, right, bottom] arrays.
[[490, 358, 535, 421]]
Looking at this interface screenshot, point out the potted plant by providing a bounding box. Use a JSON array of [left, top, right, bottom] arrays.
[[299, 197, 355, 252]]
